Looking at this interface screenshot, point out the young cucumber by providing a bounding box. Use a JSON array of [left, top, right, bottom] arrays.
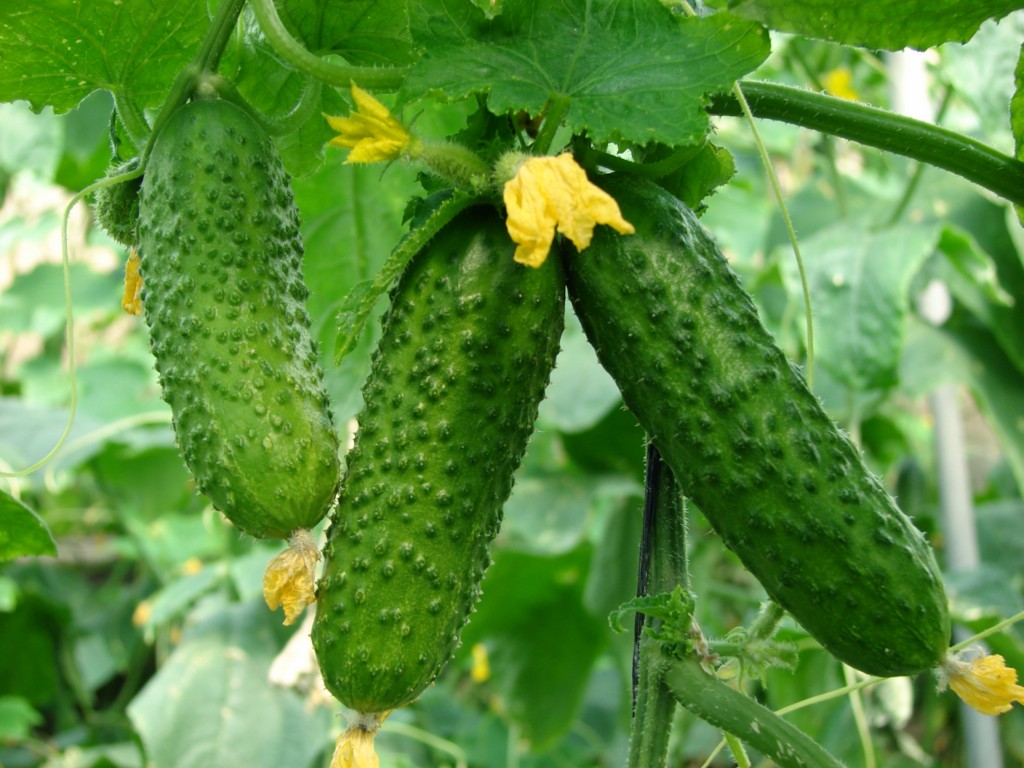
[[137, 98, 340, 540], [313, 206, 565, 714], [564, 174, 949, 677]]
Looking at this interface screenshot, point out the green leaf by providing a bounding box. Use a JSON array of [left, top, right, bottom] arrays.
[[1014, 40, 1024, 223], [0, 0, 208, 113], [226, 0, 413, 177], [128, 598, 328, 768], [783, 222, 940, 391], [0, 695, 42, 741], [461, 546, 606, 749], [935, 224, 1024, 374], [0, 491, 56, 562], [720, 0, 1024, 50], [404, 0, 770, 147], [267, 0, 413, 66]]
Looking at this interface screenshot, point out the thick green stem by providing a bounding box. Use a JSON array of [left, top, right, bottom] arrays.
[[709, 81, 1024, 207], [140, 0, 246, 163], [628, 444, 687, 768], [249, 0, 407, 90], [531, 94, 572, 156], [663, 653, 844, 768], [112, 89, 150, 149]]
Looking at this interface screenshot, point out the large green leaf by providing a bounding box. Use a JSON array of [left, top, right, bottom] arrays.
[[0, 0, 208, 112], [128, 598, 328, 768], [403, 0, 770, 147], [460, 546, 606, 749], [783, 222, 940, 391], [0, 491, 56, 562], [268, 0, 413, 65], [721, 0, 1024, 50]]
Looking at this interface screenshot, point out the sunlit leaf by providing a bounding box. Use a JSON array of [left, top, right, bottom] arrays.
[[0, 0, 207, 112], [404, 0, 770, 147]]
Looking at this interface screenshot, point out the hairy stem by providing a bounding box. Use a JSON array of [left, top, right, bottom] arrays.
[[709, 81, 1024, 207], [628, 444, 687, 768], [663, 652, 845, 768], [249, 0, 407, 90]]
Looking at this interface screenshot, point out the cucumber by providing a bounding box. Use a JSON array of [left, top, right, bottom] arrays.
[[137, 98, 340, 540], [563, 174, 949, 677], [312, 206, 565, 713]]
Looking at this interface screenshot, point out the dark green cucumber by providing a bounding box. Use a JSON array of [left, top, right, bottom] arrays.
[[313, 206, 564, 713], [137, 98, 340, 540], [564, 174, 949, 677]]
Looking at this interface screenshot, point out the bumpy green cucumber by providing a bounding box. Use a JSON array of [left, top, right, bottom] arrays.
[[312, 206, 564, 713], [137, 98, 340, 540], [564, 174, 949, 677]]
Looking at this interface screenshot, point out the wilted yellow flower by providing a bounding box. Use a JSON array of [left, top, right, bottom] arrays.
[[329, 713, 390, 768], [502, 154, 634, 268], [940, 650, 1024, 716], [822, 67, 859, 101], [325, 84, 410, 163], [263, 529, 320, 625], [122, 249, 143, 315]]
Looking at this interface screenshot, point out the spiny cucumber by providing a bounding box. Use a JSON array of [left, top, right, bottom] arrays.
[[563, 174, 949, 677], [137, 98, 340, 541], [313, 206, 565, 713]]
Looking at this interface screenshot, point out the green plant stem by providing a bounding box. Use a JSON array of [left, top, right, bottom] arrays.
[[731, 81, 816, 389], [628, 444, 687, 768], [843, 664, 876, 768], [140, 0, 247, 163], [574, 140, 706, 178], [207, 74, 323, 136], [531, 94, 572, 156], [249, 0, 407, 90], [709, 81, 1024, 207], [663, 653, 845, 768], [882, 85, 954, 227], [112, 89, 150, 149], [724, 733, 751, 768]]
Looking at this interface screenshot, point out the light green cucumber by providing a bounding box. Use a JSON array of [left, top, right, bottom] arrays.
[[312, 206, 565, 714]]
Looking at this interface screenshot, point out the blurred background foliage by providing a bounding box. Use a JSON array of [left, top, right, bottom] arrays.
[[2, 16, 1024, 768]]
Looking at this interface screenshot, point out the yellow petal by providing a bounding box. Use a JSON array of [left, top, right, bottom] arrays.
[[329, 714, 390, 768], [503, 154, 633, 268], [122, 249, 143, 316], [943, 651, 1024, 716], [263, 529, 320, 626], [324, 84, 410, 163]]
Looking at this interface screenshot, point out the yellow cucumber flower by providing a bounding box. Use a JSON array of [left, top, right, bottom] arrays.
[[325, 84, 410, 163], [262, 529, 320, 625], [329, 713, 390, 768], [471, 643, 491, 683], [122, 249, 143, 316], [502, 153, 634, 268], [939, 649, 1024, 716]]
